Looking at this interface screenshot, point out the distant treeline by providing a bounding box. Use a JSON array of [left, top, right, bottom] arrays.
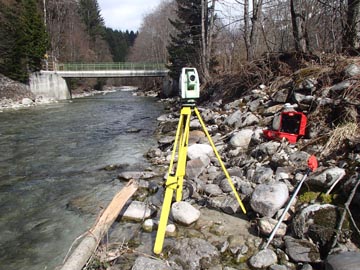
[[0, 0, 137, 82]]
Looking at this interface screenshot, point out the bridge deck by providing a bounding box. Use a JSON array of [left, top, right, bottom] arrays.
[[41, 62, 169, 78]]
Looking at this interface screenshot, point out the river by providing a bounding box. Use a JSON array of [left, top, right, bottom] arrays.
[[0, 89, 164, 269]]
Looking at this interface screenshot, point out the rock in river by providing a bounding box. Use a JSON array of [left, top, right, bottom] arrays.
[[171, 201, 200, 225]]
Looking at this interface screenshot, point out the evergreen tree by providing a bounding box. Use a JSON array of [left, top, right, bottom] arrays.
[[79, 0, 105, 41], [167, 0, 202, 80], [0, 0, 48, 82]]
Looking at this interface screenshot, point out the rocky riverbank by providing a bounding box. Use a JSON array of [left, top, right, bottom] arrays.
[[86, 55, 359, 270]]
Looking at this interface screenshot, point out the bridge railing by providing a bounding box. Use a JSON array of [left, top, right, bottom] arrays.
[[55, 62, 166, 71]]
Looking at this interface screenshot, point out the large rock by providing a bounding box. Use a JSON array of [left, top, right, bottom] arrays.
[[132, 256, 171, 270], [308, 167, 346, 188], [258, 217, 287, 237], [118, 171, 156, 180], [252, 166, 274, 184], [250, 182, 289, 217], [224, 110, 259, 128], [204, 184, 223, 196], [168, 238, 220, 270], [229, 129, 254, 150], [249, 249, 278, 269], [208, 196, 241, 214], [284, 236, 321, 263], [121, 201, 152, 221], [345, 63, 360, 77], [186, 157, 209, 179], [325, 251, 360, 270], [292, 204, 339, 254], [171, 201, 200, 225], [187, 143, 214, 160]]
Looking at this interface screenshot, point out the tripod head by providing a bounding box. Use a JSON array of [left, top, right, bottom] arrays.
[[179, 67, 199, 106]]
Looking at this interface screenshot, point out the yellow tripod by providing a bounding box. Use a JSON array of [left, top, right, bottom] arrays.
[[153, 106, 247, 255]]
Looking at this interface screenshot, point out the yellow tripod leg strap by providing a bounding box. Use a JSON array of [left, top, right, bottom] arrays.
[[194, 107, 246, 214]]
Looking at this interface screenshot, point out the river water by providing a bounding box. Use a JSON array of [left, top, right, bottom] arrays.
[[0, 89, 163, 269]]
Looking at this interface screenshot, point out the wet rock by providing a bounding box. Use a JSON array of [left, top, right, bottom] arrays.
[[284, 236, 321, 263], [187, 143, 213, 160], [325, 251, 360, 270], [292, 204, 339, 254], [249, 249, 278, 269], [118, 171, 156, 180], [142, 219, 155, 232], [132, 256, 171, 270], [168, 238, 220, 270], [21, 97, 33, 105], [171, 201, 200, 225], [308, 167, 346, 188], [250, 182, 289, 217], [270, 265, 288, 270], [258, 217, 287, 237], [229, 129, 254, 150], [146, 147, 163, 158], [158, 136, 175, 144], [121, 201, 152, 221]]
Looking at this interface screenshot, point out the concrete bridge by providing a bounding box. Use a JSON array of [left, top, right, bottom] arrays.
[[41, 62, 169, 78], [30, 62, 170, 100]]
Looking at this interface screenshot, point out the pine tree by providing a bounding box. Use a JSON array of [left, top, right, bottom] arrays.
[[79, 0, 105, 41], [167, 0, 202, 80]]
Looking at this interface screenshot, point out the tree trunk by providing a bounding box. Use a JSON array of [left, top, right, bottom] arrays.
[[59, 180, 138, 270], [201, 0, 210, 81], [343, 0, 360, 51], [290, 0, 307, 53], [243, 0, 251, 60]]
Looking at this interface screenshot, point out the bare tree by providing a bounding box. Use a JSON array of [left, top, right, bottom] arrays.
[[343, 0, 360, 51]]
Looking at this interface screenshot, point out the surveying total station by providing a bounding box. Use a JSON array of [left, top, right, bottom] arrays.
[[153, 67, 247, 255]]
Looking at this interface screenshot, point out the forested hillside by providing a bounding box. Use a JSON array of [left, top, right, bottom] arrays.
[[0, 0, 137, 83]]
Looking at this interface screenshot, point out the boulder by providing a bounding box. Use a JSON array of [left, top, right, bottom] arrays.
[[186, 157, 209, 179], [229, 129, 254, 150], [168, 238, 220, 270], [122, 201, 152, 222], [249, 249, 278, 269], [118, 171, 156, 180], [325, 251, 360, 270], [308, 167, 346, 188], [21, 97, 33, 105], [252, 166, 274, 184], [258, 217, 287, 237], [250, 182, 289, 217], [132, 256, 171, 270], [204, 184, 223, 196], [284, 236, 321, 263], [345, 63, 360, 77], [208, 196, 241, 214], [171, 201, 200, 225], [187, 143, 213, 160]]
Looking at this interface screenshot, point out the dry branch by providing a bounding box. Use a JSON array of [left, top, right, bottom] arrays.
[[59, 180, 138, 270]]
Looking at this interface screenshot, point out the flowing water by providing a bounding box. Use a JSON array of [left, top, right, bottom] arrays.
[[0, 89, 163, 269]]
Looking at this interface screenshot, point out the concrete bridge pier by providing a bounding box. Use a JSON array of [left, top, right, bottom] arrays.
[[29, 72, 71, 100]]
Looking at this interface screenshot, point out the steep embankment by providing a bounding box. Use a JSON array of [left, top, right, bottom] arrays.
[[63, 54, 360, 270]]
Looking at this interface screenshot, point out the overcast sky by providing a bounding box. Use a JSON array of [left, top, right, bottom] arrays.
[[97, 0, 163, 31]]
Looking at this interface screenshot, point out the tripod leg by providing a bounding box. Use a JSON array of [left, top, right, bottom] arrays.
[[153, 109, 189, 254], [194, 107, 246, 214], [175, 107, 191, 202]]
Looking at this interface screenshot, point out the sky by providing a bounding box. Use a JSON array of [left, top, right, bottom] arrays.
[[97, 0, 164, 31]]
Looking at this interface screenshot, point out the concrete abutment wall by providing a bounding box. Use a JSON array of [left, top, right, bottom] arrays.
[[29, 73, 71, 100]]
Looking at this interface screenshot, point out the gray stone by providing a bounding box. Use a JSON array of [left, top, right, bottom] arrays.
[[309, 167, 346, 188], [224, 110, 243, 126], [229, 129, 254, 150], [325, 251, 360, 270], [122, 201, 152, 221], [21, 97, 33, 105], [219, 176, 240, 193], [250, 182, 289, 217], [118, 171, 156, 180], [345, 63, 360, 77], [258, 217, 287, 237], [264, 104, 284, 116], [289, 151, 310, 167], [275, 167, 292, 181], [132, 256, 171, 270], [204, 184, 223, 196], [284, 236, 321, 263], [186, 157, 208, 179], [249, 249, 278, 269], [168, 238, 220, 270], [252, 166, 274, 184], [208, 196, 241, 214], [300, 264, 313, 270], [238, 112, 260, 128], [330, 80, 353, 92], [270, 265, 288, 270], [272, 89, 289, 103], [292, 204, 339, 249], [248, 98, 261, 112], [171, 201, 200, 225], [187, 143, 213, 160]]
